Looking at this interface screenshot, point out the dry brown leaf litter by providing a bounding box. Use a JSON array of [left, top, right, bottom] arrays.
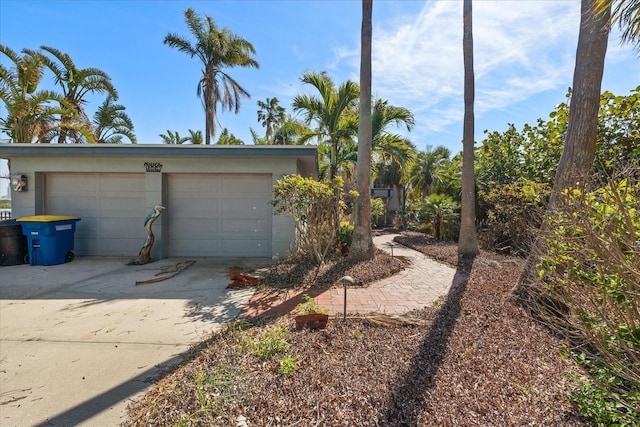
[[125, 232, 589, 426]]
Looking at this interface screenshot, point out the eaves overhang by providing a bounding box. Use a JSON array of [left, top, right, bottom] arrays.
[[0, 143, 319, 178]]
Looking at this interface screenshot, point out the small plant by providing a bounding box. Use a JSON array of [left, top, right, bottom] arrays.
[[567, 353, 640, 426], [295, 294, 329, 315], [245, 326, 290, 360], [278, 355, 300, 376], [351, 327, 363, 339], [371, 197, 385, 226], [338, 221, 354, 246]]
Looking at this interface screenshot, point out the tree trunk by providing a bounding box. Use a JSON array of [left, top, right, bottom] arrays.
[[350, 0, 375, 260], [458, 0, 480, 258], [512, 0, 610, 299]]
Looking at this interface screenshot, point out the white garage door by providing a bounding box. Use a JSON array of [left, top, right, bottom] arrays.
[[167, 174, 272, 257], [46, 173, 146, 256]]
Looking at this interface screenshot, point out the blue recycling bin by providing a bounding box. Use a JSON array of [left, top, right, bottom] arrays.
[[17, 215, 81, 266]]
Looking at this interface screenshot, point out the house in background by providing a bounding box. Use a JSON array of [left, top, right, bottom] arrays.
[[0, 144, 317, 260]]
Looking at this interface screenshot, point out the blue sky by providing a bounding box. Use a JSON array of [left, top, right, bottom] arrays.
[[0, 0, 638, 188]]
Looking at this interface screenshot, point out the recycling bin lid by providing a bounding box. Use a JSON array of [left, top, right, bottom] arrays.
[[17, 215, 80, 222]]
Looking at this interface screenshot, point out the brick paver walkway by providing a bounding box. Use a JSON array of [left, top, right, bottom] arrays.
[[242, 234, 461, 318]]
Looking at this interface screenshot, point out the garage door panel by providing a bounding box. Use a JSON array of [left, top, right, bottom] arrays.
[[169, 198, 221, 215], [170, 239, 222, 257], [73, 217, 97, 239], [221, 197, 271, 217], [170, 175, 222, 193], [100, 175, 145, 192], [99, 217, 145, 239], [98, 197, 145, 217], [48, 196, 98, 214], [48, 175, 99, 192], [169, 219, 220, 240], [223, 176, 272, 193], [221, 218, 270, 237], [168, 173, 272, 257], [46, 173, 145, 256], [221, 239, 270, 256]]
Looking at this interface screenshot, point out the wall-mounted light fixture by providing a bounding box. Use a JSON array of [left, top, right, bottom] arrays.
[[12, 174, 27, 192]]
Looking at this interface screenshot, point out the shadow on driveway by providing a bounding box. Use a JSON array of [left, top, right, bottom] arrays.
[[0, 256, 271, 426]]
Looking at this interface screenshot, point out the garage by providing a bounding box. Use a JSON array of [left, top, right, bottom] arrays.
[[2, 144, 317, 259], [45, 173, 146, 256], [167, 173, 272, 257]]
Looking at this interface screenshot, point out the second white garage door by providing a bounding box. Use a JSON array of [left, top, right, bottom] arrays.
[[167, 174, 273, 257]]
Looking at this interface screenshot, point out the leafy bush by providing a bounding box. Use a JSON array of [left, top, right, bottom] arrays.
[[535, 167, 640, 423], [568, 353, 640, 426], [391, 211, 411, 230], [477, 179, 550, 255], [338, 221, 354, 246], [371, 198, 385, 226], [245, 326, 290, 360], [272, 175, 355, 264], [418, 193, 459, 240], [295, 294, 329, 315], [278, 355, 299, 376]]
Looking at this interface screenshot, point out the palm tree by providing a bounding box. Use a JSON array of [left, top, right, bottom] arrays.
[[251, 114, 309, 145], [257, 97, 285, 142], [371, 99, 415, 162], [458, 0, 480, 257], [347, 99, 417, 218], [350, 0, 374, 260], [292, 71, 360, 180], [159, 130, 188, 144], [187, 129, 203, 144], [216, 128, 244, 145], [406, 146, 450, 201], [164, 8, 259, 144], [421, 193, 459, 240], [272, 115, 308, 145], [32, 46, 118, 144], [0, 44, 71, 143], [92, 95, 136, 143], [596, 0, 640, 51], [513, 0, 611, 297]]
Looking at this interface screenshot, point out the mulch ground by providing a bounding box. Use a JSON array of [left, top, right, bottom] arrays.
[[125, 231, 589, 426]]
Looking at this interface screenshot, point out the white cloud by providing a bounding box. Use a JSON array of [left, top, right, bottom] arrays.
[[367, 0, 582, 139]]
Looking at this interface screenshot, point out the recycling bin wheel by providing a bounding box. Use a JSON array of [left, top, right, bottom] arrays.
[[65, 251, 75, 263]]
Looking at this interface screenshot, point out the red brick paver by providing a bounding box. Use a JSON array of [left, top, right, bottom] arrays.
[[241, 234, 461, 318]]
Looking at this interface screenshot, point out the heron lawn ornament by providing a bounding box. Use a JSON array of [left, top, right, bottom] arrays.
[[129, 205, 165, 265]]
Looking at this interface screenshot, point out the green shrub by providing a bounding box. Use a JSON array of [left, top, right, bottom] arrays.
[[295, 294, 329, 315], [418, 193, 459, 240], [244, 326, 290, 360], [536, 167, 640, 423], [477, 179, 550, 255], [370, 198, 385, 226], [278, 355, 299, 376], [338, 221, 354, 246], [272, 175, 356, 264], [569, 353, 640, 426]]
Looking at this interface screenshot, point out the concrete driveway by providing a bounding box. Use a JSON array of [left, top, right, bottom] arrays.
[[0, 256, 270, 426]]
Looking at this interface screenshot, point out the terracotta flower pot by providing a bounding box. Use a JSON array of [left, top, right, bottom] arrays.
[[295, 313, 329, 330]]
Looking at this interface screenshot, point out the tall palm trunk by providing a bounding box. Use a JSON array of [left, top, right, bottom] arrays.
[[552, 0, 610, 196], [458, 0, 479, 258], [204, 64, 215, 145], [351, 0, 375, 260], [512, 0, 611, 299]]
